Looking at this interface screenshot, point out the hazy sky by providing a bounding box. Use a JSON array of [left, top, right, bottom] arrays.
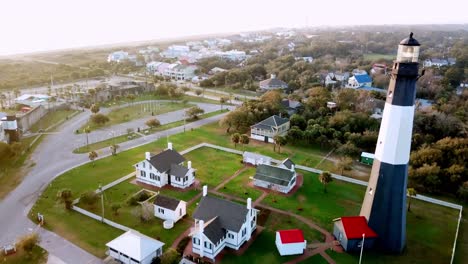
[[1, 0, 467, 55]]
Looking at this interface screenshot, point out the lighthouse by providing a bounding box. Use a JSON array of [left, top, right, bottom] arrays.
[[360, 33, 421, 253]]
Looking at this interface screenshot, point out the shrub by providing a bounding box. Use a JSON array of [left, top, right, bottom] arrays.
[[17, 233, 39, 252], [80, 191, 99, 206], [90, 113, 110, 125], [176, 236, 191, 254]]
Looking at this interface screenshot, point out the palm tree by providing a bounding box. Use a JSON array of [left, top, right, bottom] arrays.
[[220, 96, 227, 111], [57, 188, 73, 209], [88, 151, 98, 167], [240, 134, 250, 150], [274, 136, 287, 154], [110, 144, 120, 156], [407, 188, 417, 212], [231, 133, 240, 148], [319, 171, 333, 193], [84, 126, 91, 150], [337, 156, 353, 175]]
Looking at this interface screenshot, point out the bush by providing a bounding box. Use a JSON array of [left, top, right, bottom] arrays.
[[176, 236, 191, 254], [127, 196, 139, 206], [17, 233, 39, 253], [161, 248, 181, 264], [90, 113, 110, 125], [80, 191, 99, 206]]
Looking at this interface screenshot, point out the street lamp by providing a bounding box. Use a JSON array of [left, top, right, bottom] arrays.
[[359, 233, 365, 264]]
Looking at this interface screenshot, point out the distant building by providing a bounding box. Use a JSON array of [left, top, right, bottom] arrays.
[[333, 216, 377, 252], [259, 74, 288, 91], [325, 72, 350, 87], [242, 151, 272, 166], [106, 230, 164, 264], [281, 99, 302, 115], [347, 74, 372, 88], [107, 51, 129, 63], [209, 67, 227, 75], [161, 45, 190, 58], [371, 63, 387, 75], [360, 152, 375, 165], [14, 94, 50, 108], [250, 115, 290, 144], [219, 50, 247, 61], [295, 56, 313, 63], [164, 64, 198, 81], [423, 58, 456, 68], [0, 115, 19, 143], [190, 186, 258, 260], [253, 161, 297, 194]]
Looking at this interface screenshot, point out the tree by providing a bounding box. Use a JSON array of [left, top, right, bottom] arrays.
[[185, 106, 204, 120], [274, 135, 287, 153], [407, 188, 417, 212], [111, 203, 122, 215], [337, 156, 353, 175], [80, 191, 99, 206], [220, 96, 228, 111], [231, 133, 240, 148], [319, 171, 333, 193], [126, 94, 136, 105], [110, 144, 120, 156], [57, 188, 73, 209], [160, 248, 180, 264], [336, 142, 360, 157], [89, 151, 98, 166], [146, 118, 161, 129], [17, 232, 39, 253], [88, 88, 97, 103], [91, 113, 110, 125], [240, 134, 250, 150], [457, 181, 468, 203], [90, 103, 100, 114], [195, 89, 202, 96]]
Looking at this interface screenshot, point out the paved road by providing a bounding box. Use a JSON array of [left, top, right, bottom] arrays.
[[0, 101, 231, 264]]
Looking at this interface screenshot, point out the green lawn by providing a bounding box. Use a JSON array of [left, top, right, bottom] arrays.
[[29, 122, 463, 262], [363, 53, 395, 61], [101, 94, 223, 108], [81, 102, 191, 131], [183, 147, 243, 189], [3, 245, 48, 264], [72, 109, 228, 154], [29, 109, 78, 132], [219, 167, 263, 201]]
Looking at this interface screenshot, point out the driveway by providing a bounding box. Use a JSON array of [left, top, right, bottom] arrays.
[[0, 101, 231, 264]]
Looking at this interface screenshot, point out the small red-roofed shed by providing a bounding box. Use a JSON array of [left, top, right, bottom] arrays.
[[275, 229, 307, 256], [333, 216, 378, 252]]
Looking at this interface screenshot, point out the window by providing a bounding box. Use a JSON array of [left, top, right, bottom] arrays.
[[156, 175, 160, 181], [158, 208, 165, 214], [204, 241, 212, 249], [150, 173, 155, 180], [110, 248, 118, 253], [179, 208, 182, 216], [176, 177, 180, 181], [142, 162, 145, 168], [193, 237, 200, 245], [140, 171, 146, 177], [228, 233, 234, 239], [184, 176, 188, 182], [242, 228, 246, 236]]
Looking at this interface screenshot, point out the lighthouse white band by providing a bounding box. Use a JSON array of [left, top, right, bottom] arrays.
[[374, 103, 415, 165]]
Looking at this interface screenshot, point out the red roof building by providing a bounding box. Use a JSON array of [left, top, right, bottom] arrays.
[[333, 216, 378, 252], [275, 229, 306, 256]]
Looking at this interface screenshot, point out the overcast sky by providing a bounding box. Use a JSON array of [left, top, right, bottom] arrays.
[[1, 0, 467, 55]]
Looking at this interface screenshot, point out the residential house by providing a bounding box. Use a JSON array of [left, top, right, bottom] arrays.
[[250, 115, 290, 144], [14, 94, 50, 108], [333, 216, 377, 252], [209, 67, 227, 75], [423, 58, 455, 68], [281, 99, 302, 116], [161, 45, 190, 58], [294, 56, 313, 63], [190, 186, 258, 260], [164, 64, 198, 81], [324, 72, 349, 87], [106, 230, 164, 264], [275, 229, 307, 256], [0, 116, 18, 143], [134, 142, 195, 189], [278, 158, 295, 170], [347, 74, 372, 88], [242, 152, 272, 166], [153, 195, 187, 223], [370, 63, 387, 75], [259, 74, 288, 92], [253, 162, 297, 194], [107, 51, 129, 63], [352, 69, 367, 75], [219, 50, 247, 61]]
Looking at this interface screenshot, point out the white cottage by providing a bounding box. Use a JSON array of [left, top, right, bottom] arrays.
[[242, 152, 272, 166], [134, 143, 195, 189], [190, 186, 258, 260], [253, 162, 297, 194], [153, 195, 186, 223], [275, 229, 307, 256], [106, 230, 164, 264]]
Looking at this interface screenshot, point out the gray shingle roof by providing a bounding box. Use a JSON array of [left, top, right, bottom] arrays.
[[153, 195, 181, 210], [193, 196, 248, 233], [203, 217, 226, 243], [148, 149, 185, 173], [170, 164, 189, 178], [281, 158, 295, 170], [254, 164, 295, 186], [259, 78, 288, 89], [251, 115, 289, 130]]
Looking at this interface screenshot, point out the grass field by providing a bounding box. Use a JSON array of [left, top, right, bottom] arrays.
[[101, 94, 223, 108], [3, 245, 48, 264], [363, 53, 395, 61], [29, 122, 463, 262], [29, 109, 79, 133], [218, 167, 263, 201], [81, 102, 190, 131]]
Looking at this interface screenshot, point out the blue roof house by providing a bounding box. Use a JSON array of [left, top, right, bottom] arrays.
[[347, 74, 372, 88]]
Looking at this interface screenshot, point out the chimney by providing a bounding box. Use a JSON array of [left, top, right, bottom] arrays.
[[145, 152, 151, 160], [199, 220, 204, 233], [202, 185, 207, 197], [247, 198, 252, 210], [168, 142, 173, 150], [188, 161, 192, 169], [271, 73, 276, 79], [290, 164, 295, 172]]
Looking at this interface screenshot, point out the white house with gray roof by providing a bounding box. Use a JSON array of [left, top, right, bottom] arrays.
[[253, 159, 297, 193], [250, 115, 290, 144], [189, 186, 258, 260], [134, 142, 195, 189], [106, 230, 164, 264], [259, 74, 288, 91], [153, 195, 186, 223]]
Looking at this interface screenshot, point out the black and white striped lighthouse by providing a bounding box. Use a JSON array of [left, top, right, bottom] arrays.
[[360, 33, 421, 253]]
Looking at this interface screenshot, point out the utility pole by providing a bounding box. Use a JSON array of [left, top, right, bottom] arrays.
[[99, 184, 104, 222], [359, 233, 365, 264]]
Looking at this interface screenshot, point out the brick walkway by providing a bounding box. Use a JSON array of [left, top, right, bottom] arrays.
[[214, 166, 247, 191]]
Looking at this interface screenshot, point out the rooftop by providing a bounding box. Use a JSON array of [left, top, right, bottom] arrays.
[[106, 230, 164, 262], [278, 229, 305, 244], [153, 195, 182, 210], [340, 216, 378, 240], [148, 149, 185, 173], [254, 164, 295, 187]]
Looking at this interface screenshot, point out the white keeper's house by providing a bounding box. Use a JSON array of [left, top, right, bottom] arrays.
[[250, 115, 290, 144]]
